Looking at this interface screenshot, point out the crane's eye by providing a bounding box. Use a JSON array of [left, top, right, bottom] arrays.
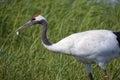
[[31, 18, 35, 21]]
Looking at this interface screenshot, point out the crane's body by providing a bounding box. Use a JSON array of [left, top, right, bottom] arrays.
[[46, 30, 120, 63], [16, 14, 120, 80]]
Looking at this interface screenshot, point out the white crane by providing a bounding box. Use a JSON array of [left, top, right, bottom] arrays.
[[16, 14, 120, 80]]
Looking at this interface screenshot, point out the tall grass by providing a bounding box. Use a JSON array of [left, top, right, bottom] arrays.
[[0, 0, 120, 80]]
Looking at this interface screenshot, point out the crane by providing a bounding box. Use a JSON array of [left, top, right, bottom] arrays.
[[16, 14, 120, 80]]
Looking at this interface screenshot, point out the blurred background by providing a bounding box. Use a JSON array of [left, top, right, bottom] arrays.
[[0, 0, 120, 80]]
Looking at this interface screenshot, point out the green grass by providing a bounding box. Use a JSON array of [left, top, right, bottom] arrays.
[[0, 0, 120, 80]]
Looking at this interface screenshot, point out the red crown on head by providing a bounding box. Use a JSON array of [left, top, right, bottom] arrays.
[[32, 13, 39, 18]]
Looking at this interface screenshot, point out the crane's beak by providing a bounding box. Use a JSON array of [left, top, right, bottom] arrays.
[[16, 20, 35, 35]]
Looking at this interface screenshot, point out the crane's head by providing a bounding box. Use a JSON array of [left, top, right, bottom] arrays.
[[16, 14, 47, 35]]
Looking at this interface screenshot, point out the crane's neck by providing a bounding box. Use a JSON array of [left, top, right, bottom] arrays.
[[40, 20, 71, 54], [41, 20, 52, 46]]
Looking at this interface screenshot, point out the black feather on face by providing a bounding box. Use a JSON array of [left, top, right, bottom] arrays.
[[31, 18, 35, 21]]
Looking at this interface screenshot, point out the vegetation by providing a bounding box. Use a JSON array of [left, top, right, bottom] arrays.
[[0, 0, 120, 80]]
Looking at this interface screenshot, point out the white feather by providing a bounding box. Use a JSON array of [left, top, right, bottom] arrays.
[[44, 30, 120, 64], [35, 15, 47, 22]]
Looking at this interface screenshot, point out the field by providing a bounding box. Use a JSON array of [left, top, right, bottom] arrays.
[[0, 0, 120, 80]]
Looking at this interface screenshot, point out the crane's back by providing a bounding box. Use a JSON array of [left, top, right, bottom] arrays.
[[69, 30, 120, 63]]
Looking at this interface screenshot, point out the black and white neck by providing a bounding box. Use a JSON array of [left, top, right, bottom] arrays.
[[40, 20, 52, 46]]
